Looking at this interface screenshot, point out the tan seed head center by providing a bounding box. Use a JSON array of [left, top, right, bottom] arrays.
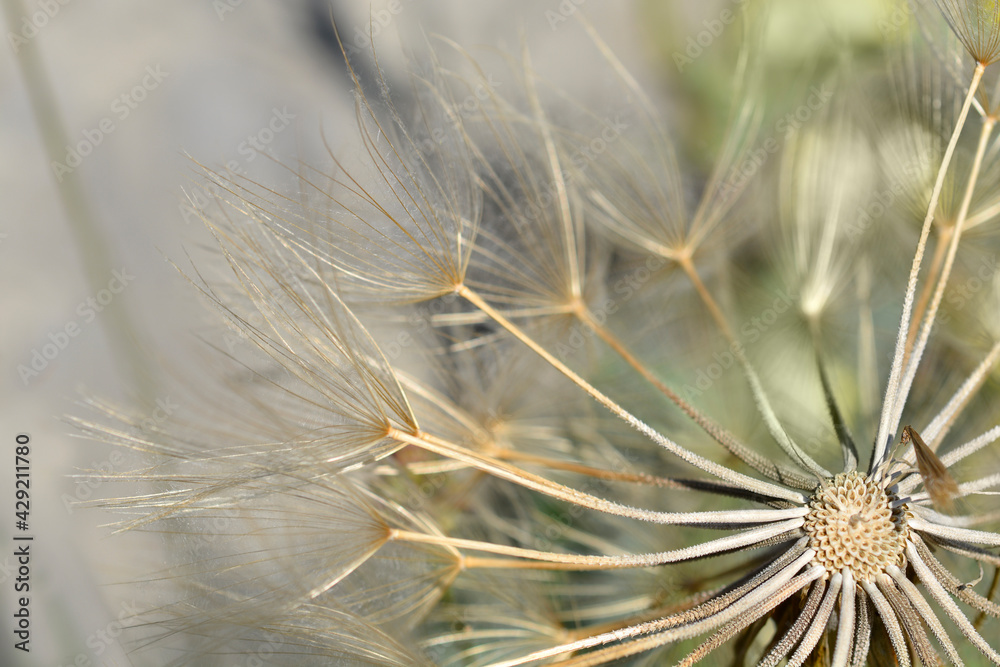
[[804, 471, 908, 582]]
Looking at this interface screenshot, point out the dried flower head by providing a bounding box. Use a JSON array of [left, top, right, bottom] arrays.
[[83, 7, 1000, 667], [931, 0, 1000, 66]]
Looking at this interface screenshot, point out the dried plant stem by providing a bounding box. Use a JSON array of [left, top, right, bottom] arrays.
[[493, 450, 677, 486], [455, 284, 807, 503], [891, 118, 997, 442], [679, 256, 736, 342], [830, 569, 856, 667], [545, 567, 826, 667], [387, 427, 806, 525], [484, 550, 820, 667], [902, 224, 954, 366], [974, 566, 1000, 629], [678, 258, 830, 479], [388, 519, 804, 571], [938, 425, 1000, 469], [788, 572, 842, 667], [577, 308, 816, 489], [674, 581, 796, 667], [922, 340, 1000, 447], [814, 349, 860, 472], [907, 540, 1000, 661], [493, 450, 747, 495], [559, 548, 805, 644], [405, 450, 767, 502], [759, 580, 826, 667], [964, 198, 1000, 228], [562, 592, 717, 643], [874, 62, 986, 472], [886, 564, 964, 666]]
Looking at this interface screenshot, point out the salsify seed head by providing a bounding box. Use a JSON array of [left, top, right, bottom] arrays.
[[931, 0, 1000, 66], [80, 7, 1000, 667], [804, 471, 909, 583]]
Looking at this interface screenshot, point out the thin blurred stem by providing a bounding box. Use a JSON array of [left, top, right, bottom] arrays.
[[856, 260, 879, 432], [677, 258, 830, 479], [456, 285, 808, 503], [679, 256, 736, 342], [873, 62, 986, 472], [965, 199, 1000, 228], [890, 117, 997, 442], [577, 307, 816, 489], [2, 0, 155, 407], [813, 348, 859, 473]]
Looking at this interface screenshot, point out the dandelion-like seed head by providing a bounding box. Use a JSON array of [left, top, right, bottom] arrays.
[[804, 471, 909, 583], [932, 0, 1000, 66], [83, 7, 1000, 666]]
